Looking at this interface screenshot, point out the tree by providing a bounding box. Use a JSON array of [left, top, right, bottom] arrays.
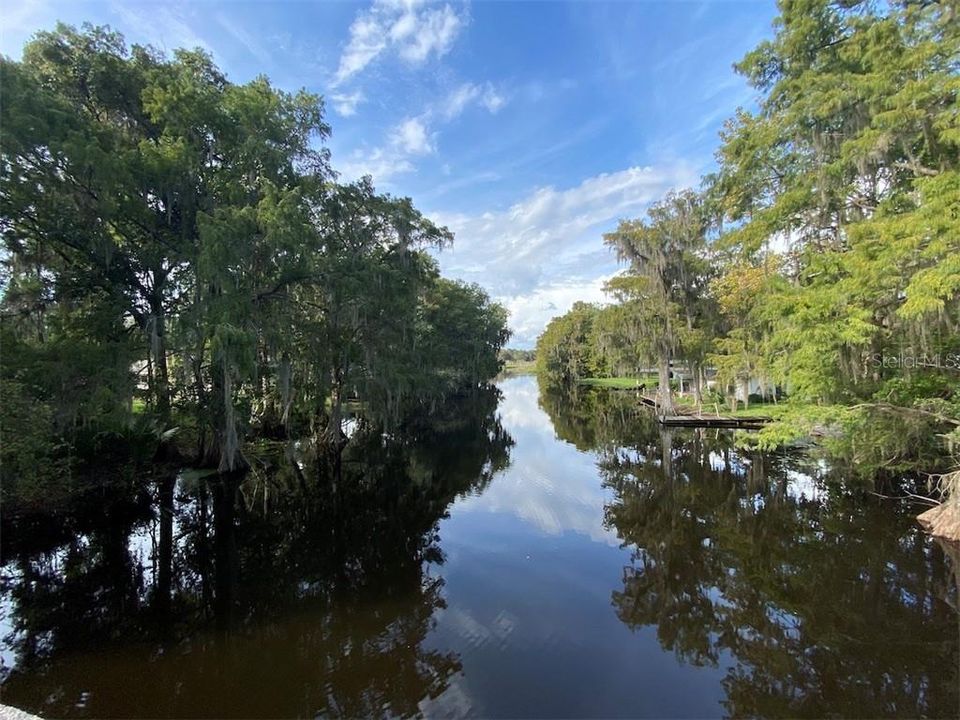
[[712, 0, 959, 401], [706, 0, 960, 475], [709, 261, 783, 408], [1, 24, 510, 491], [535, 302, 608, 385], [603, 189, 713, 412]]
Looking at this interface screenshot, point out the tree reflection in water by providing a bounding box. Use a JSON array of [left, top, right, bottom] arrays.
[[540, 378, 960, 719], [0, 385, 513, 718]]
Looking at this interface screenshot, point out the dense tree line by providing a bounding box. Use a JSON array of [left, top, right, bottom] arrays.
[[537, 0, 959, 481], [499, 347, 535, 363], [0, 25, 509, 506]]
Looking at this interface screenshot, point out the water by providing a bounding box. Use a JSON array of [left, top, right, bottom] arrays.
[[1, 375, 957, 718]]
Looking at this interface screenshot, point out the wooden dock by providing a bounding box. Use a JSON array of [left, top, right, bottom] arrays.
[[656, 414, 770, 429], [636, 392, 771, 429]]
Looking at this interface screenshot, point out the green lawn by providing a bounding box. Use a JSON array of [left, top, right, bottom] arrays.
[[574, 377, 797, 420], [697, 398, 794, 419], [501, 359, 537, 375], [579, 375, 658, 388], [579, 380, 796, 419]]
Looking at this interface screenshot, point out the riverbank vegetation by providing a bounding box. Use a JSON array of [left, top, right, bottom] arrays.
[[0, 25, 509, 514], [535, 380, 958, 717], [498, 348, 536, 375], [536, 0, 959, 491]]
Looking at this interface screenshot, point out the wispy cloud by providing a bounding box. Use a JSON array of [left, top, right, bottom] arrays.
[[503, 277, 616, 350], [391, 116, 434, 155], [431, 163, 699, 346], [338, 144, 414, 183], [441, 82, 507, 120], [419, 169, 503, 202], [215, 13, 270, 65], [335, 12, 387, 85], [333, 0, 466, 86], [109, 2, 210, 54], [338, 114, 434, 181], [337, 80, 506, 182], [331, 90, 366, 117], [392, 2, 461, 63], [0, 0, 53, 56]]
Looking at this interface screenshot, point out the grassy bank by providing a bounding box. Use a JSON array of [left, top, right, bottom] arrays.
[[659, 391, 796, 420], [578, 375, 658, 388], [577, 375, 798, 420], [501, 359, 537, 376]]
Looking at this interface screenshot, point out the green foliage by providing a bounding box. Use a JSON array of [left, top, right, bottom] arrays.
[[535, 302, 609, 385], [538, 0, 958, 480], [499, 348, 536, 363], [0, 378, 73, 511], [711, 0, 960, 472], [416, 278, 510, 391], [539, 190, 715, 412], [0, 24, 509, 497]]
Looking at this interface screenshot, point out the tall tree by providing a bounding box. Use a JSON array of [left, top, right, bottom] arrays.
[[1, 24, 510, 487], [712, 0, 959, 404], [603, 190, 712, 412]]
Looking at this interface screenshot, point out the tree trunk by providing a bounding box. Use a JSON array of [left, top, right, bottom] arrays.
[[660, 427, 674, 480], [149, 295, 172, 427], [193, 334, 207, 461], [692, 362, 703, 412], [324, 363, 348, 449], [657, 354, 674, 414]]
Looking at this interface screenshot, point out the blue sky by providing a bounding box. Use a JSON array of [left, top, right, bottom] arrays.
[[2, 0, 778, 347]]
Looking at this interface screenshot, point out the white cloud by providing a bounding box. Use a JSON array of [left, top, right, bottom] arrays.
[[430, 164, 699, 346], [346, 83, 505, 180], [338, 115, 434, 182], [335, 14, 387, 85], [337, 145, 414, 183], [109, 2, 211, 54], [333, 0, 466, 86], [391, 116, 434, 154], [504, 277, 615, 348], [441, 82, 508, 120], [330, 90, 366, 117], [337, 81, 506, 183], [395, 3, 462, 63], [442, 83, 481, 119], [481, 86, 506, 113]]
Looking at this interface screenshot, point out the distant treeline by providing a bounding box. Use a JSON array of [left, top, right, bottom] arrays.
[[537, 0, 959, 484], [500, 348, 536, 363], [0, 25, 509, 508]]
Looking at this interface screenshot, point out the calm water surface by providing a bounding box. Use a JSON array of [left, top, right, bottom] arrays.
[[1, 375, 958, 718]]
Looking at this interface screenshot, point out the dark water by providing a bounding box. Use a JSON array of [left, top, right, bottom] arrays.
[[1, 375, 958, 718]]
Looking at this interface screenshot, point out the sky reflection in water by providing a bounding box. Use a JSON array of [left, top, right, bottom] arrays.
[[1, 375, 957, 719]]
